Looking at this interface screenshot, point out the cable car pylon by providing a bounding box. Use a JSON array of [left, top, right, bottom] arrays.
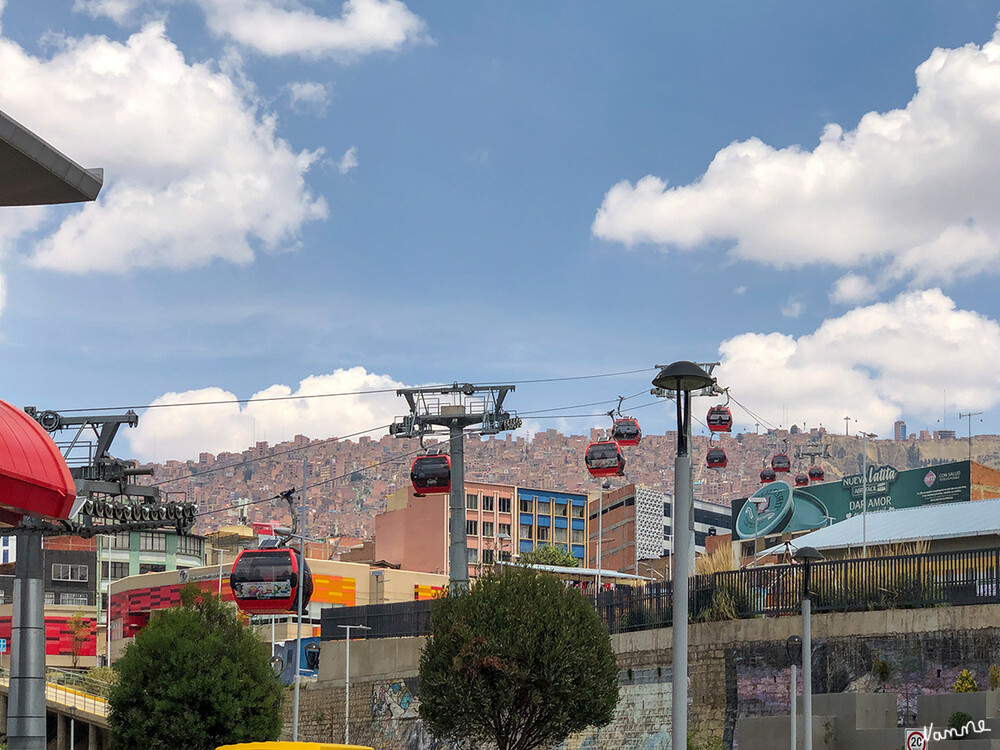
[[390, 383, 521, 595]]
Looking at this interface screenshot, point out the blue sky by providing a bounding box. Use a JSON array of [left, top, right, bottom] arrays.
[[3, 0, 1000, 460]]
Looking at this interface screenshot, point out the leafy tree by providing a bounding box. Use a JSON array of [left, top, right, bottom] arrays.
[[108, 585, 282, 750], [518, 543, 579, 568], [419, 565, 619, 750], [67, 610, 91, 669]]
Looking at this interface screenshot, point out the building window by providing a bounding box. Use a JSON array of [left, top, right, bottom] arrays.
[[467, 548, 479, 564], [519, 498, 533, 513], [482, 549, 494, 565], [466, 520, 478, 536], [104, 532, 130, 550], [554, 527, 567, 543], [177, 536, 203, 557], [571, 528, 585, 543], [498, 523, 511, 537], [102, 561, 130, 580], [572, 504, 585, 519], [482, 521, 494, 537], [139, 532, 166, 552], [554, 502, 567, 517], [519, 524, 532, 540], [466, 494, 478, 510], [498, 497, 511, 513], [482, 495, 494, 512], [52, 564, 88, 582], [44, 592, 55, 605], [536, 500, 550, 515], [537, 526, 550, 542], [138, 563, 166, 575], [60, 593, 89, 607]]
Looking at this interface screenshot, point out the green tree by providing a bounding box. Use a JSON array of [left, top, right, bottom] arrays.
[[419, 565, 619, 750], [107, 585, 282, 750], [518, 543, 579, 568]]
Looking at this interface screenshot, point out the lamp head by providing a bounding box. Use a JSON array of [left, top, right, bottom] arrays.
[[651, 361, 714, 393], [793, 546, 824, 563]]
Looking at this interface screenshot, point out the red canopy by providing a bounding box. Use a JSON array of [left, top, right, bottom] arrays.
[[0, 400, 77, 521]]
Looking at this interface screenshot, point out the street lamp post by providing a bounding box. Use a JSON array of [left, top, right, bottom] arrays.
[[652, 361, 715, 750], [786, 635, 802, 750], [793, 546, 824, 750], [338, 624, 371, 745], [857, 432, 877, 556]]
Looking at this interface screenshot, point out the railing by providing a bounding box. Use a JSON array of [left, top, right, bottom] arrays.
[[315, 547, 1000, 639], [0, 667, 110, 721]]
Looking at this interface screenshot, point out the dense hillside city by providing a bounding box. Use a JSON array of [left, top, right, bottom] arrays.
[[141, 426, 1000, 541]]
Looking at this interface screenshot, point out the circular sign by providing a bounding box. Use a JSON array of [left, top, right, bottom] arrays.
[[736, 481, 794, 539]]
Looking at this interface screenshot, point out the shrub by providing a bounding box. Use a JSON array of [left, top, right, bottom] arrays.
[[953, 669, 979, 693], [990, 664, 999, 691], [948, 710, 974, 736]]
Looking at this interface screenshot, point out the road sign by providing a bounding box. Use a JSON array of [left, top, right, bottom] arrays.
[[0, 638, 8, 653], [905, 728, 927, 750]]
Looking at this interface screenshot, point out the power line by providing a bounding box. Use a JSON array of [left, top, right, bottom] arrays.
[[50, 368, 658, 414]]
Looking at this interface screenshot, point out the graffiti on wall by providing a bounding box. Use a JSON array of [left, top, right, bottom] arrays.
[[372, 678, 420, 720]]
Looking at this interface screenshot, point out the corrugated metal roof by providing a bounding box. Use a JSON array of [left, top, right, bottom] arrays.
[[761, 497, 1000, 555]]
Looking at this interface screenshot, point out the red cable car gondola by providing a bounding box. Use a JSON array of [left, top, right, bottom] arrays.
[[611, 418, 642, 447], [229, 548, 314, 615], [794, 472, 809, 487], [706, 406, 733, 433], [410, 454, 451, 495], [808, 465, 825, 482], [585, 441, 626, 478], [770, 454, 791, 472], [760, 467, 776, 483], [706, 447, 727, 469]]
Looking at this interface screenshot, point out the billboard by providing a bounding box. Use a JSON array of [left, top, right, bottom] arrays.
[[732, 460, 972, 540]]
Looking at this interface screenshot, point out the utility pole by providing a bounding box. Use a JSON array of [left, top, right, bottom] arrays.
[[843, 416, 851, 436], [959, 411, 983, 461], [390, 383, 521, 594]]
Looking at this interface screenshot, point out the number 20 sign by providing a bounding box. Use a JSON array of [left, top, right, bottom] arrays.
[[905, 729, 927, 750]]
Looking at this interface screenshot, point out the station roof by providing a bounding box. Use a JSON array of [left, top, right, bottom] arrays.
[[0, 109, 103, 206], [762, 497, 1000, 555]]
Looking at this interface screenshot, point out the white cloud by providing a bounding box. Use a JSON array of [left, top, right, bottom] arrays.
[[0, 271, 5, 318], [196, 0, 428, 60], [781, 297, 803, 318], [73, 0, 145, 24], [830, 273, 880, 305], [287, 80, 330, 115], [337, 146, 359, 174], [593, 21, 1000, 290], [0, 23, 327, 273], [734, 285, 747, 295], [715, 289, 1000, 436], [128, 367, 407, 461]]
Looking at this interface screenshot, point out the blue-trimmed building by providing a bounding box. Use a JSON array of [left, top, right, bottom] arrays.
[[515, 487, 589, 564]]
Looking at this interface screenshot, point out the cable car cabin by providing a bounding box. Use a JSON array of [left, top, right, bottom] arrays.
[[229, 549, 314, 615], [410, 454, 451, 495], [808, 465, 825, 481], [770, 454, 791, 472], [585, 441, 626, 478], [794, 473, 809, 487], [611, 418, 642, 447], [760, 467, 777, 483], [706, 447, 727, 469], [706, 406, 733, 433]]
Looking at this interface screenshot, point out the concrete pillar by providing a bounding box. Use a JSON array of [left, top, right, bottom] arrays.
[[56, 714, 67, 750], [8, 532, 46, 750], [87, 722, 98, 750]]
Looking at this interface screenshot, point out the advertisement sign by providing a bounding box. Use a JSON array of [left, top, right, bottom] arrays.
[[732, 460, 972, 540]]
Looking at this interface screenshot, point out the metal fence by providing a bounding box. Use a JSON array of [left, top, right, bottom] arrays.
[[320, 599, 433, 639], [318, 547, 1000, 639]]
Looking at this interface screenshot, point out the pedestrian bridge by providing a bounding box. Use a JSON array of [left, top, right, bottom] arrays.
[[0, 669, 109, 749]]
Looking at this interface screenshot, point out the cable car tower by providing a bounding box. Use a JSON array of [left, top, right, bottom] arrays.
[[389, 383, 521, 594]]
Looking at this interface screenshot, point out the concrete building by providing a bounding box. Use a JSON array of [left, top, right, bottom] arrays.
[[375, 481, 517, 575], [587, 483, 732, 576], [894, 420, 907, 441], [515, 487, 589, 564]]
